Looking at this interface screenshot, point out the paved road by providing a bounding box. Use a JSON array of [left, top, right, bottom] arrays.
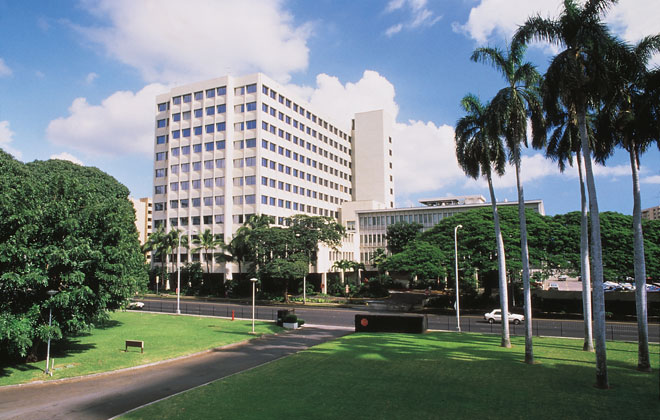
[[140, 296, 660, 343], [0, 326, 351, 420]]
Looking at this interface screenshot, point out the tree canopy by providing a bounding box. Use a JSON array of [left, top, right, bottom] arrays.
[[385, 221, 423, 254], [0, 151, 147, 360]]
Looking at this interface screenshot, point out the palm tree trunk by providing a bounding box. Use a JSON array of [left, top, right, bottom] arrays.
[[578, 109, 608, 389], [577, 150, 594, 352], [629, 147, 650, 371], [488, 173, 511, 348], [515, 161, 533, 363]]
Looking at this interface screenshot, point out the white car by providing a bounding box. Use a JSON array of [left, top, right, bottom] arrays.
[[484, 309, 524, 325], [127, 301, 145, 310]]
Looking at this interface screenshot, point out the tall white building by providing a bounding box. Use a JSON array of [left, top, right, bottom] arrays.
[[152, 73, 393, 276]]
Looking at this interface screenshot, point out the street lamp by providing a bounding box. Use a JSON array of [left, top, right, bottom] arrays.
[[454, 224, 463, 332], [250, 277, 258, 333], [45, 290, 59, 375], [176, 230, 181, 315]]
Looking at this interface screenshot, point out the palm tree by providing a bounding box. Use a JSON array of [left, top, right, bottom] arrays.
[[595, 35, 660, 371], [455, 93, 511, 348], [544, 100, 595, 352], [191, 228, 222, 274], [142, 227, 168, 291], [332, 260, 353, 284], [472, 41, 545, 364], [514, 0, 620, 388]]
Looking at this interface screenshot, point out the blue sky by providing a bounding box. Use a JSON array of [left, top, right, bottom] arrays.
[[0, 0, 659, 216]]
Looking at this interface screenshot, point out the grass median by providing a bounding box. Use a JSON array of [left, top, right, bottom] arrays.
[[0, 311, 280, 386], [122, 332, 659, 420]]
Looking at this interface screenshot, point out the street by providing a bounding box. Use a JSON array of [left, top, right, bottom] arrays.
[[139, 296, 659, 343]]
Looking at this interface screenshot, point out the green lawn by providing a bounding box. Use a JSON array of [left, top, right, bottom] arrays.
[[0, 311, 280, 386], [122, 332, 659, 420]]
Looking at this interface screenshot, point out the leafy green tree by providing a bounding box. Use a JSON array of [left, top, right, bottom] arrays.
[[514, 0, 620, 389], [259, 253, 308, 303], [381, 241, 446, 285], [595, 35, 660, 371], [385, 222, 423, 254], [454, 93, 512, 347], [0, 152, 146, 361], [371, 248, 388, 271], [472, 40, 545, 363]]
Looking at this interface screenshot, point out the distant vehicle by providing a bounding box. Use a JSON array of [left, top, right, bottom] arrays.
[[548, 283, 559, 290], [127, 301, 145, 309], [603, 281, 623, 292], [646, 284, 660, 293], [620, 282, 635, 291], [484, 309, 524, 325]]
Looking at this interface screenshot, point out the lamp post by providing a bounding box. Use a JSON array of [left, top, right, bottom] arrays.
[[45, 290, 58, 375], [454, 224, 463, 332], [176, 230, 181, 315], [250, 278, 258, 333]]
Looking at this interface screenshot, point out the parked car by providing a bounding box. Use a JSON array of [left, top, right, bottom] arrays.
[[484, 309, 524, 325], [603, 281, 623, 292], [646, 284, 660, 293], [548, 283, 559, 290], [127, 301, 145, 309]]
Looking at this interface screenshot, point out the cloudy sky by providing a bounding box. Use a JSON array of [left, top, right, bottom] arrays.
[[1, 0, 659, 216]]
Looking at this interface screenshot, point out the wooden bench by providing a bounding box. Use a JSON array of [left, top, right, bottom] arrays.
[[125, 340, 144, 353]]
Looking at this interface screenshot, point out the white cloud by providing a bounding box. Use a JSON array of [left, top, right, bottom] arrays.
[[0, 58, 12, 77], [384, 0, 441, 37], [456, 0, 660, 54], [50, 152, 84, 165], [0, 120, 22, 159], [85, 72, 99, 84], [76, 0, 312, 84], [393, 120, 463, 196], [291, 71, 399, 130], [46, 83, 168, 157], [385, 24, 404, 37], [642, 175, 660, 184], [285, 71, 461, 199]]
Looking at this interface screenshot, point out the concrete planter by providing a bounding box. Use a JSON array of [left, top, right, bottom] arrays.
[[283, 322, 298, 329]]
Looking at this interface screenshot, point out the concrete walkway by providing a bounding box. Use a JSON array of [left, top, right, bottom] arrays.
[[0, 325, 351, 420]]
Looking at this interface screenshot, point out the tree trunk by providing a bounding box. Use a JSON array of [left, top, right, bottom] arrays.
[[577, 150, 594, 352], [515, 161, 533, 364], [578, 109, 608, 389], [488, 173, 510, 348], [629, 147, 650, 371]]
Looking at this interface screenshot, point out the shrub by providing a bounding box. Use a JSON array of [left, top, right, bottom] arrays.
[[283, 313, 298, 323]]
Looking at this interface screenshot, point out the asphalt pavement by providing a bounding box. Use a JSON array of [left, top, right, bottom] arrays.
[[139, 296, 660, 343], [0, 325, 351, 420]]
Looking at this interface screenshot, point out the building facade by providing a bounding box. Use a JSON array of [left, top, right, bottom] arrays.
[[642, 204, 660, 221], [152, 73, 393, 276], [348, 195, 545, 267], [130, 197, 152, 262]]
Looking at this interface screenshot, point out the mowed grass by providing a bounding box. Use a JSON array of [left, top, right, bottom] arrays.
[[122, 332, 659, 420], [0, 311, 280, 386]]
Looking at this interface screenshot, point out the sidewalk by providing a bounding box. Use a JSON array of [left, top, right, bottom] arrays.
[[0, 326, 351, 420]]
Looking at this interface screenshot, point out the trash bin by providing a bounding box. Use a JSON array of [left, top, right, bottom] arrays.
[[277, 309, 295, 327]]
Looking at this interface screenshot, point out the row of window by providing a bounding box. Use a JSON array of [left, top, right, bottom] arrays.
[[170, 123, 227, 139], [360, 233, 386, 245], [261, 103, 350, 157], [359, 212, 456, 229], [261, 138, 350, 181], [260, 175, 344, 205], [260, 121, 350, 169], [262, 84, 350, 142], [260, 157, 350, 195]]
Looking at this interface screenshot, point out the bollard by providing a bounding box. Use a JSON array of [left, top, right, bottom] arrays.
[[232, 310, 235, 321]]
